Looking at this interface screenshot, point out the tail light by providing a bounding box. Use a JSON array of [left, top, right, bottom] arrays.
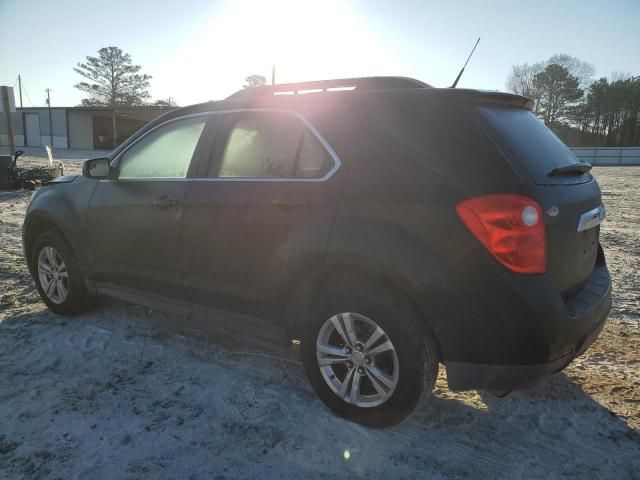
[[456, 194, 546, 274]]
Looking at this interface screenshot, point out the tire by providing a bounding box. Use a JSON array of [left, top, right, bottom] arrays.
[[31, 229, 91, 315], [300, 280, 439, 427]]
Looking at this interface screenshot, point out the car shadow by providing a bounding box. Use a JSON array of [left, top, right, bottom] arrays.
[[1, 303, 639, 479], [392, 369, 640, 478]]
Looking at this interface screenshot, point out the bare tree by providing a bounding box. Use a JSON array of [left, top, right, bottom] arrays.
[[244, 75, 267, 88], [506, 62, 543, 101], [74, 47, 152, 147], [609, 71, 633, 82]]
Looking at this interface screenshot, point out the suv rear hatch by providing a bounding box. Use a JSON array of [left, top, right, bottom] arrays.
[[476, 104, 603, 294]]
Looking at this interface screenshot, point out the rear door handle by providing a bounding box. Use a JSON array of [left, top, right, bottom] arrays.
[[153, 197, 180, 208], [272, 196, 309, 207]]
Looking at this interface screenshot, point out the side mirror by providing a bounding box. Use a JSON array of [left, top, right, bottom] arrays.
[[83, 158, 112, 179]]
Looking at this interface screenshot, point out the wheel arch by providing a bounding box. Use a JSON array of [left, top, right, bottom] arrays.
[[24, 214, 66, 270], [284, 260, 443, 358], [23, 212, 94, 292]]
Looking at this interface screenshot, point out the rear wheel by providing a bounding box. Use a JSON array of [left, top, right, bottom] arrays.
[[31, 230, 90, 315], [301, 282, 439, 427]]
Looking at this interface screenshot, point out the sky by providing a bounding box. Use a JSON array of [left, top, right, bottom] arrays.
[[1, 0, 639, 108]]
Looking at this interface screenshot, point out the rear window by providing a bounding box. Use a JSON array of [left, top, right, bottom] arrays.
[[477, 105, 590, 185]]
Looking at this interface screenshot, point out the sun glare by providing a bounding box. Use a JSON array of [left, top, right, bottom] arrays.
[[159, 0, 405, 104]]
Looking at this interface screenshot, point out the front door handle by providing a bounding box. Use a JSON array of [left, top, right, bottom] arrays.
[[153, 197, 180, 208], [272, 196, 309, 207]]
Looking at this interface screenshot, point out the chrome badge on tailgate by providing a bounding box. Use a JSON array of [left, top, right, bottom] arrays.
[[577, 205, 606, 232]]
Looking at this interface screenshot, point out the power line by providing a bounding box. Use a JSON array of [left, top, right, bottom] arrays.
[[21, 80, 34, 107]]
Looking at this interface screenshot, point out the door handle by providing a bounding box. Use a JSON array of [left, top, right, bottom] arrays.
[[153, 197, 179, 208], [272, 196, 309, 207]]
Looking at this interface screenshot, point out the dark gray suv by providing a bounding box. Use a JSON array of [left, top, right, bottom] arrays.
[[23, 77, 611, 426]]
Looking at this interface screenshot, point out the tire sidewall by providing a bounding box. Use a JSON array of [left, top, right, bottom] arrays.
[[301, 281, 434, 427], [31, 230, 87, 314]]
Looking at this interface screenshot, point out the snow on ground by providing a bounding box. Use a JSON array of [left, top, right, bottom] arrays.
[[1, 147, 639, 479]]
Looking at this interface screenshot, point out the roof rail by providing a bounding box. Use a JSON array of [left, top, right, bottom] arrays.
[[226, 76, 431, 99]]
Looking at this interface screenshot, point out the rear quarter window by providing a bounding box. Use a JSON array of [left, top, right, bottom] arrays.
[[342, 97, 519, 203]]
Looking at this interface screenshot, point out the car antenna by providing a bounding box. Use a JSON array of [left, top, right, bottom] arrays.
[[450, 37, 481, 88]]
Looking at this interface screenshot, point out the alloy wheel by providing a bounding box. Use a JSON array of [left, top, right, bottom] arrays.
[[37, 246, 69, 304], [316, 312, 399, 408]]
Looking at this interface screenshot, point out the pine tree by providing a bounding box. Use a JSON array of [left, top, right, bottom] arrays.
[[74, 47, 152, 107]]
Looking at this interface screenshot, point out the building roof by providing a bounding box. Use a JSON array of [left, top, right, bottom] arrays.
[[16, 106, 176, 112]]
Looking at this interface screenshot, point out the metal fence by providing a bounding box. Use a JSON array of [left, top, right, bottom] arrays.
[[570, 147, 640, 166]]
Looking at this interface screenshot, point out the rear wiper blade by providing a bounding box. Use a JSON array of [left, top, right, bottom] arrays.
[[549, 162, 592, 176]]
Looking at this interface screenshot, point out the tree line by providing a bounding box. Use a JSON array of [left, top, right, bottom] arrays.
[[506, 54, 639, 147], [75, 47, 638, 147]]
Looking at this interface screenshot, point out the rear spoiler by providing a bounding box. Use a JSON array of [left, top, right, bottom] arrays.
[[435, 88, 534, 110]]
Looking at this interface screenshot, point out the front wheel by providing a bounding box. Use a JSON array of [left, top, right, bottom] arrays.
[[301, 283, 439, 427], [31, 230, 91, 315]]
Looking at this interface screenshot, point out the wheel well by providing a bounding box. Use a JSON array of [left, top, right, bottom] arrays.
[[284, 263, 441, 355], [23, 217, 67, 272]]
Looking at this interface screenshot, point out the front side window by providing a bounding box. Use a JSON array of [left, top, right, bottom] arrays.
[[214, 112, 333, 179], [118, 117, 206, 179]]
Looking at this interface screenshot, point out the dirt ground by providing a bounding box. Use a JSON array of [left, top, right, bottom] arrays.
[[1, 148, 639, 479]]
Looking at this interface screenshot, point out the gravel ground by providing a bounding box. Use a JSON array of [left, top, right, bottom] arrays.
[[1, 147, 639, 479]]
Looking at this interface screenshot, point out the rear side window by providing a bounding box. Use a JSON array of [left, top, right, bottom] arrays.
[[477, 106, 589, 185], [212, 112, 333, 179], [118, 117, 206, 179], [218, 116, 277, 177]]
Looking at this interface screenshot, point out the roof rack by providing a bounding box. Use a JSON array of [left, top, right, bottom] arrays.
[[226, 76, 431, 99]]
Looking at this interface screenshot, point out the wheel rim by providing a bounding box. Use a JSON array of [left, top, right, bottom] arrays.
[[37, 246, 69, 305], [316, 312, 399, 408]]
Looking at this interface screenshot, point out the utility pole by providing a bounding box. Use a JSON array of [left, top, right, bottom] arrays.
[[45, 88, 53, 147], [1, 86, 16, 155], [18, 75, 23, 108], [272, 64, 276, 86], [167, 97, 172, 107]]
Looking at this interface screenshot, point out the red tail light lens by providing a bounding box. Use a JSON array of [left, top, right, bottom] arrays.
[[456, 194, 546, 274]]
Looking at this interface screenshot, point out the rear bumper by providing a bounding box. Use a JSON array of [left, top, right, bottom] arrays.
[[446, 301, 608, 390], [444, 258, 612, 391]]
